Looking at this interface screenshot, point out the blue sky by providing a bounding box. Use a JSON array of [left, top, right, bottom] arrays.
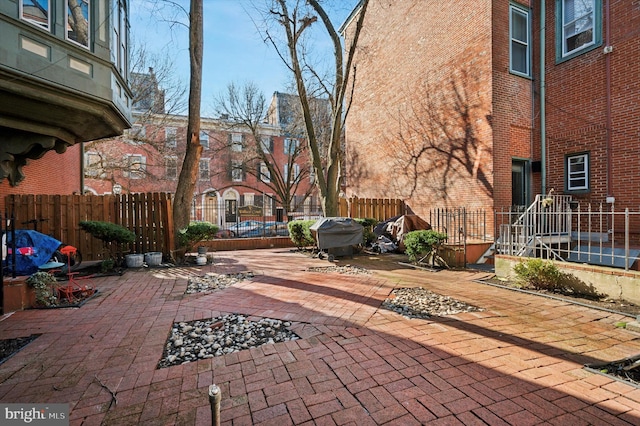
[[129, 0, 358, 116]]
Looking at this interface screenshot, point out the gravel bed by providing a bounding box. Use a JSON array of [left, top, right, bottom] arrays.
[[306, 265, 371, 275], [185, 272, 254, 294], [382, 287, 483, 319], [0, 334, 40, 365], [158, 314, 298, 368]]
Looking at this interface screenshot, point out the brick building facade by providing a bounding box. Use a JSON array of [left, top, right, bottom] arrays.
[[539, 0, 639, 210], [83, 109, 317, 229], [0, 145, 82, 213], [342, 0, 638, 225]]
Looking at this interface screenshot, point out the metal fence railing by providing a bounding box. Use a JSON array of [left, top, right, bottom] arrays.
[[427, 208, 491, 245], [190, 196, 408, 238], [495, 198, 640, 270]]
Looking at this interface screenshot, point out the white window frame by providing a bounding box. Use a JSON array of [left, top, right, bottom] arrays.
[[65, 0, 91, 49], [20, 0, 51, 30], [231, 133, 244, 152], [309, 167, 316, 184], [260, 162, 270, 183], [559, 0, 596, 58], [125, 154, 146, 179], [566, 153, 589, 191], [261, 136, 273, 153], [200, 130, 209, 150], [231, 160, 243, 182], [509, 4, 531, 77], [284, 138, 298, 155], [199, 158, 210, 180], [285, 163, 300, 182], [84, 151, 102, 177], [165, 127, 177, 147], [166, 156, 178, 179]]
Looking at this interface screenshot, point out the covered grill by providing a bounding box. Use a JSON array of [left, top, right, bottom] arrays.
[[310, 217, 363, 260]]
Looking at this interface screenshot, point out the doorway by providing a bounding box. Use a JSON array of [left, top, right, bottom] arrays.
[[225, 199, 237, 223], [511, 159, 529, 209]]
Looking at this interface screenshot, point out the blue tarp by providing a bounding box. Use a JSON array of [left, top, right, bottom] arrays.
[[5, 230, 62, 275]]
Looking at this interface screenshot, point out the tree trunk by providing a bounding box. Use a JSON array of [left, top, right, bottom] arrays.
[[269, 0, 369, 218], [173, 0, 203, 247]]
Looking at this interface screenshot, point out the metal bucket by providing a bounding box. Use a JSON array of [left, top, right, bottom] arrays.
[[144, 252, 162, 266], [125, 254, 144, 268]]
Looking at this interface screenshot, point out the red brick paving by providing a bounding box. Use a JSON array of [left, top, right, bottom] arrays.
[[1, 249, 640, 425]]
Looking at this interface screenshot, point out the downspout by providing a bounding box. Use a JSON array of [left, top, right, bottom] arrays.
[[605, 0, 612, 198], [80, 142, 85, 194], [540, 0, 546, 196]]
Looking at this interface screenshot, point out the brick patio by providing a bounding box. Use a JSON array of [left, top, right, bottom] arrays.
[[1, 248, 640, 425]]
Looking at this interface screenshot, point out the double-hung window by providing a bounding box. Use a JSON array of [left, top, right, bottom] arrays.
[[284, 164, 300, 182], [200, 131, 209, 149], [199, 159, 210, 180], [284, 138, 298, 155], [166, 156, 178, 179], [231, 134, 244, 152], [509, 4, 531, 77], [259, 162, 270, 183], [84, 152, 102, 177], [125, 154, 146, 179], [566, 153, 589, 191], [231, 160, 243, 182], [261, 136, 274, 153], [21, 0, 50, 30], [557, 0, 601, 61], [166, 127, 177, 147]]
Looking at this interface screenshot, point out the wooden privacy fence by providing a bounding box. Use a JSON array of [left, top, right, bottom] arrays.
[[338, 197, 407, 221], [5, 193, 174, 262]]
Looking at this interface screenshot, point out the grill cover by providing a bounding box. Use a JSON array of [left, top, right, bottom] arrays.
[[310, 217, 364, 250]]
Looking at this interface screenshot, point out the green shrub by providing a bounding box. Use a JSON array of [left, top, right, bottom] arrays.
[[403, 230, 447, 262], [27, 271, 58, 307], [79, 221, 136, 245], [178, 221, 219, 250], [513, 259, 564, 291], [288, 220, 316, 248], [100, 258, 116, 274], [354, 218, 379, 246], [80, 220, 136, 262]]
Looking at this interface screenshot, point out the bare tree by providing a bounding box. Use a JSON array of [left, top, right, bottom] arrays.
[[214, 82, 314, 217], [84, 43, 187, 193], [262, 0, 370, 216], [173, 0, 204, 244]]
